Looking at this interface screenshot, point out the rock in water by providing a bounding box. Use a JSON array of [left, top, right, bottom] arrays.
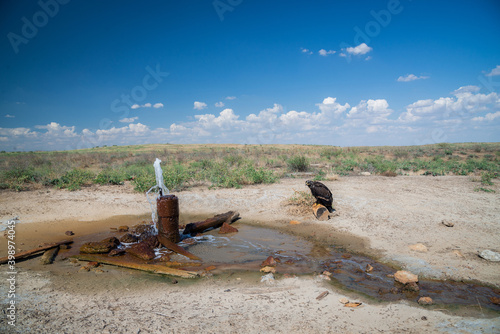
[[478, 250, 500, 262], [80, 237, 120, 254], [394, 270, 418, 284], [127, 242, 155, 261], [261, 256, 277, 267], [120, 233, 138, 243], [219, 222, 238, 234], [40, 246, 59, 265], [418, 297, 433, 305]]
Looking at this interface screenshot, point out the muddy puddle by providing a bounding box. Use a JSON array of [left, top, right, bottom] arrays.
[[7, 214, 500, 318]]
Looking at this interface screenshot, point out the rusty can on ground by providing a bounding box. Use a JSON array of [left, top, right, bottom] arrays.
[[157, 194, 180, 244]]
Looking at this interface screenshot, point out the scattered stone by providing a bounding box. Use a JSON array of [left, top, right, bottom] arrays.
[[316, 274, 331, 281], [284, 260, 295, 265], [316, 291, 329, 300], [394, 270, 418, 284], [421, 316, 428, 321], [442, 220, 454, 227], [452, 250, 465, 258], [108, 249, 125, 257], [127, 242, 155, 261], [65, 231, 74, 236], [360, 172, 371, 176], [365, 264, 373, 273], [157, 253, 171, 262], [92, 268, 104, 273], [133, 223, 153, 235], [219, 222, 238, 234], [261, 256, 277, 267], [390, 287, 399, 294], [120, 233, 139, 243], [260, 266, 276, 273], [403, 282, 420, 292], [79, 266, 90, 272], [489, 297, 500, 305], [289, 220, 301, 225], [205, 265, 216, 271], [322, 271, 332, 276], [80, 237, 120, 254], [339, 297, 349, 304], [59, 244, 70, 250], [224, 289, 231, 292], [478, 250, 500, 262], [409, 243, 428, 253], [118, 225, 129, 232], [141, 235, 159, 249], [418, 297, 433, 305], [183, 238, 197, 245], [260, 273, 275, 284], [171, 278, 178, 284], [86, 261, 100, 268], [344, 302, 362, 308]]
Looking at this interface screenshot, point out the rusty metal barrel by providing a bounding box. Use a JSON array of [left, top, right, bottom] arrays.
[[157, 194, 180, 244]]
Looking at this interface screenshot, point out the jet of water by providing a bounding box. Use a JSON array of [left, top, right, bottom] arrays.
[[153, 158, 169, 196], [146, 158, 170, 226]]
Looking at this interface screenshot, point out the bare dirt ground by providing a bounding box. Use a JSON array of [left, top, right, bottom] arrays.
[[1, 176, 499, 333]]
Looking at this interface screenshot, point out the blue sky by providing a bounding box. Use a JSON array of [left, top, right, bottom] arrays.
[[1, 0, 499, 151]]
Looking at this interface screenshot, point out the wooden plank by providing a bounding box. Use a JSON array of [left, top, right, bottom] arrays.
[[72, 254, 199, 279], [0, 240, 73, 264], [182, 211, 240, 235]]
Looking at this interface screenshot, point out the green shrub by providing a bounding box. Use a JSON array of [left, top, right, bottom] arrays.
[[95, 169, 125, 185], [287, 156, 309, 172], [0, 167, 37, 191], [53, 169, 95, 191]]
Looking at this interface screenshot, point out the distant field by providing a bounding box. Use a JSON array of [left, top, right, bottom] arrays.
[[0, 143, 498, 192]]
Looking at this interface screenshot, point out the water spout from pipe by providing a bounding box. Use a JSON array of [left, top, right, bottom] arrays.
[[146, 158, 170, 231]]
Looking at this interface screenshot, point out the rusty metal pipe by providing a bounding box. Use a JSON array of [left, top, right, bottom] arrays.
[[157, 195, 180, 244]]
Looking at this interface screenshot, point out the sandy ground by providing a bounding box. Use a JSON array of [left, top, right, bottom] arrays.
[[0, 176, 499, 333]]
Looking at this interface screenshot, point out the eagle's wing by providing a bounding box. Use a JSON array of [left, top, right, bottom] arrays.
[[310, 182, 332, 201]]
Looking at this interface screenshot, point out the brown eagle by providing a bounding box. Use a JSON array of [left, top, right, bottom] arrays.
[[305, 180, 334, 213]]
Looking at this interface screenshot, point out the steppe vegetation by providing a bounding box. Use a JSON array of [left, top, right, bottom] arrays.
[[0, 142, 498, 192]]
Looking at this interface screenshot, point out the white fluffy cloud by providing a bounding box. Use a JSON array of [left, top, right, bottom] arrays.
[[193, 101, 207, 110], [4, 114, 15, 118], [319, 49, 336, 56], [215, 101, 225, 107], [485, 65, 500, 77], [131, 103, 163, 109], [119, 117, 139, 123], [1, 84, 499, 151], [344, 43, 372, 56], [300, 47, 313, 55], [399, 86, 499, 123], [225, 96, 236, 100], [316, 97, 350, 117], [397, 74, 430, 82], [472, 111, 500, 122], [34, 122, 77, 137]]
